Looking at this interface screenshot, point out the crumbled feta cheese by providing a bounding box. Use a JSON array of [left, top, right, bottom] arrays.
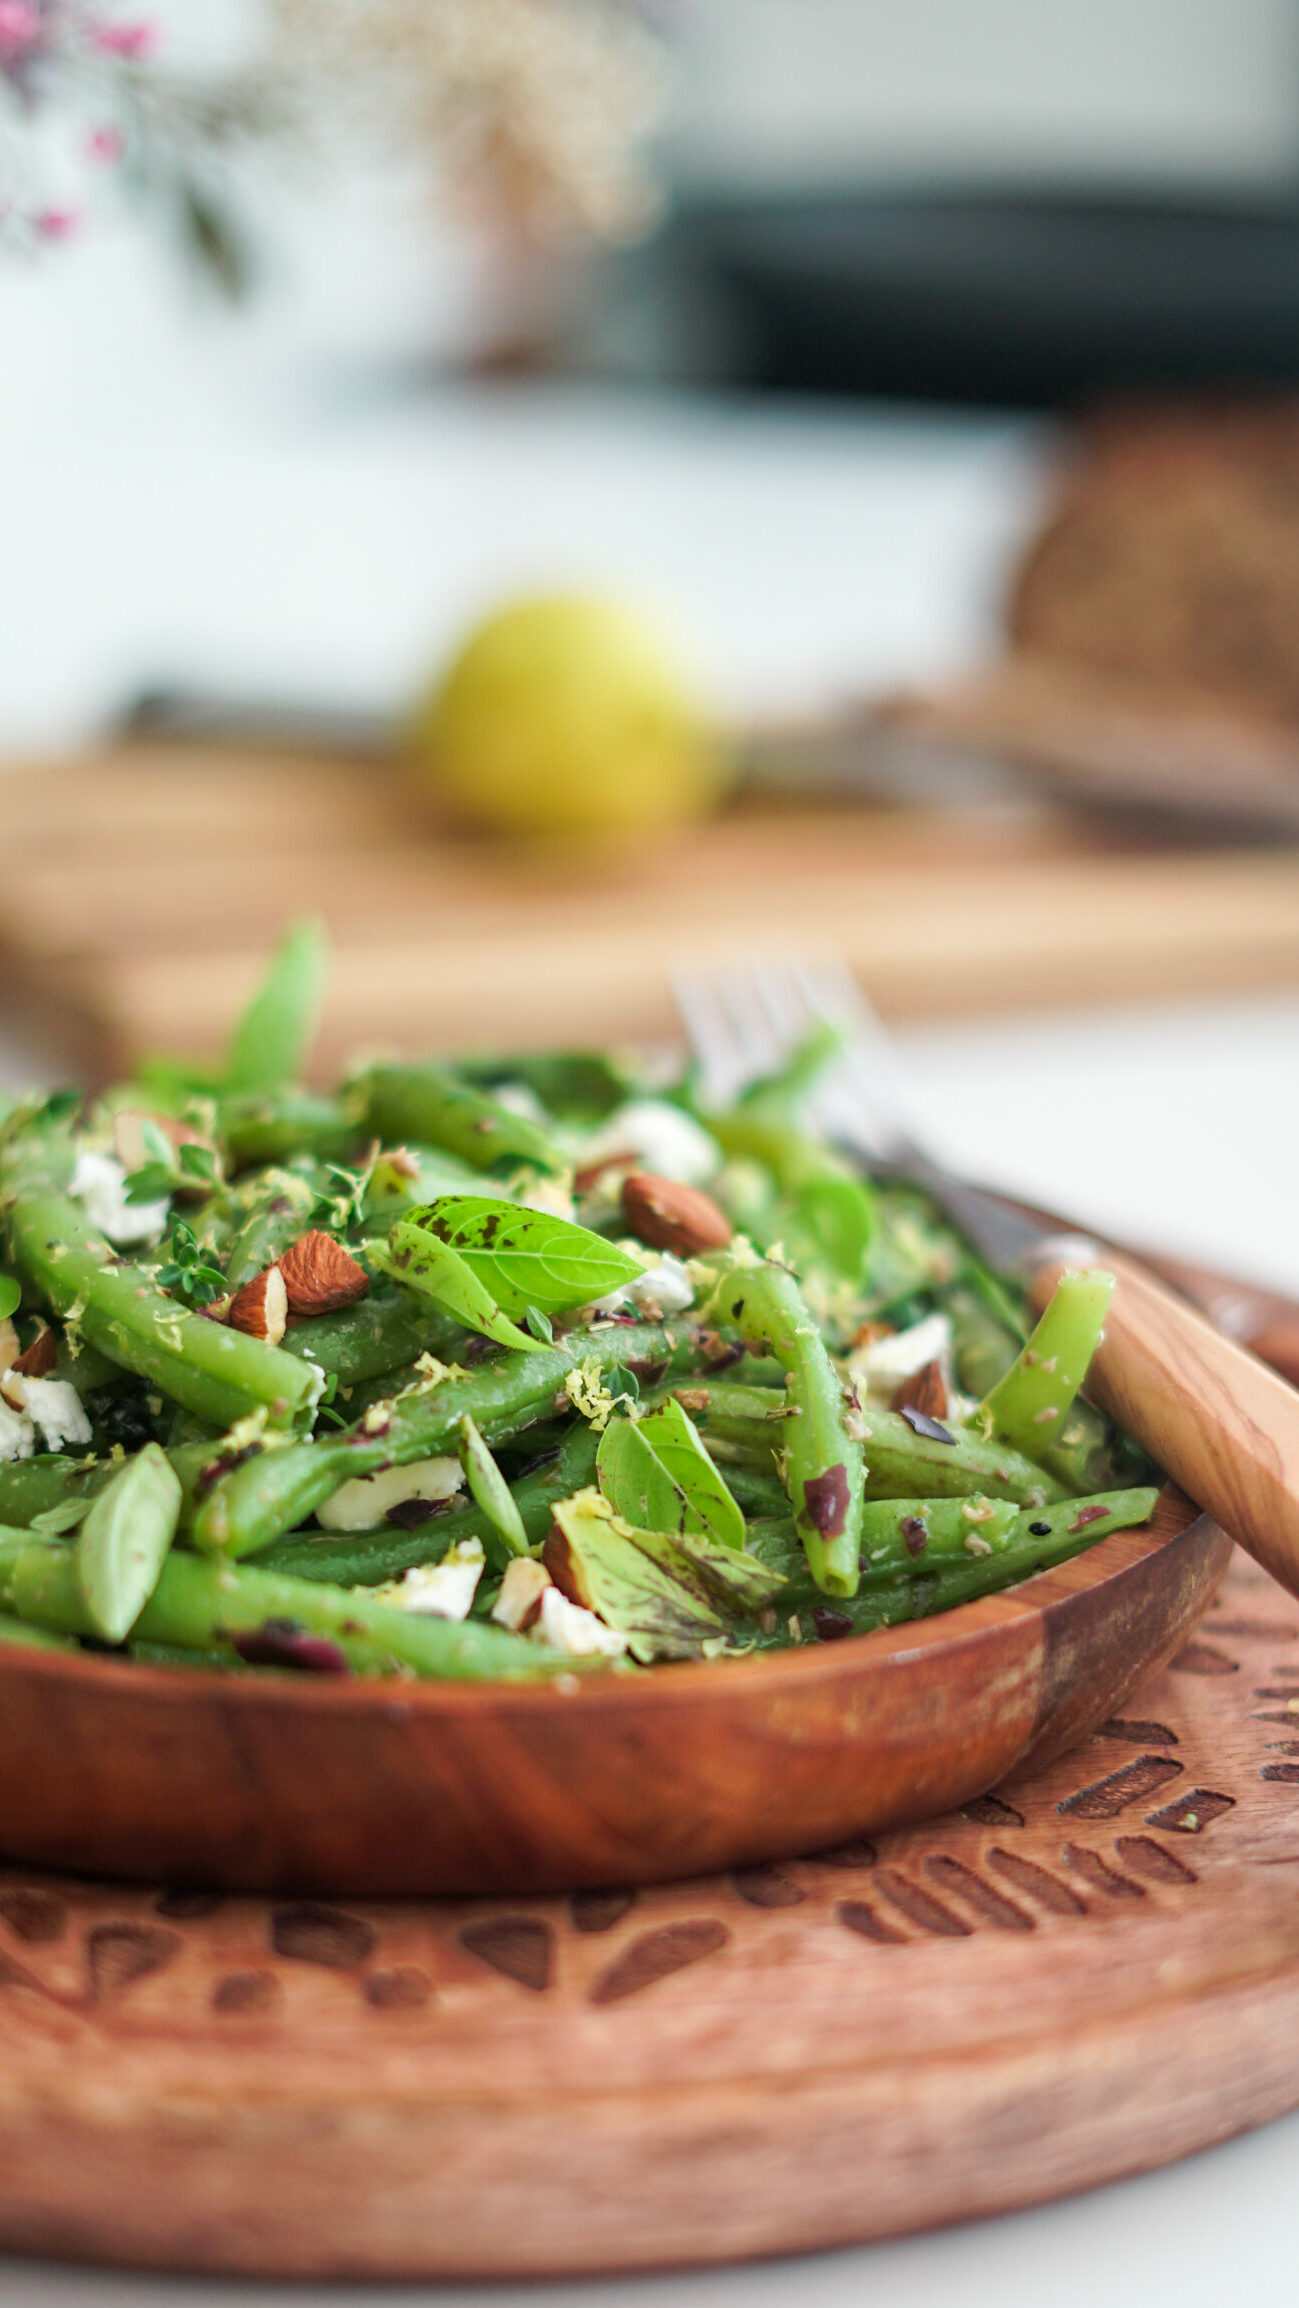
[[316, 1455, 464, 1534], [533, 1586, 627, 1658], [3, 1375, 92, 1452], [70, 1147, 168, 1246], [847, 1311, 952, 1393], [492, 1556, 552, 1631], [579, 1100, 720, 1187], [0, 1400, 34, 1462], [591, 1251, 695, 1319], [391, 1538, 485, 1622]]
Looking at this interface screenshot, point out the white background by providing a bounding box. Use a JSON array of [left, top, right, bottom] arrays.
[[2, 67, 1299, 2295]]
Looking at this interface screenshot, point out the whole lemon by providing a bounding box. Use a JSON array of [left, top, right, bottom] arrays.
[[409, 594, 728, 842]]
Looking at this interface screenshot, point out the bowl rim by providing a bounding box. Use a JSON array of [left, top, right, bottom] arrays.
[[0, 1486, 1201, 1720]]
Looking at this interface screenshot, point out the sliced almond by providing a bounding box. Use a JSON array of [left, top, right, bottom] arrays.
[[0, 1318, 19, 1375], [620, 1172, 733, 1258], [226, 1265, 288, 1346], [13, 1326, 58, 1379], [278, 1230, 370, 1317], [491, 1557, 553, 1632], [892, 1359, 950, 1424]]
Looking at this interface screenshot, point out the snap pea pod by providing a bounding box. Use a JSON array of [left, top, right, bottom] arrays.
[[979, 1269, 1114, 1459], [699, 1259, 863, 1597], [259, 1424, 601, 1586], [356, 1064, 564, 1177], [76, 1442, 183, 1643], [0, 1538, 585, 1681], [278, 1285, 467, 1389], [1, 1128, 318, 1430], [192, 1319, 695, 1557], [216, 1091, 357, 1172]]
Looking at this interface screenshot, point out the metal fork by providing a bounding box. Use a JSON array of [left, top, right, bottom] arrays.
[[673, 956, 1299, 1603]]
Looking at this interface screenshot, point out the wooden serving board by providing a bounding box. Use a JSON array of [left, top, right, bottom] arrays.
[[5, 746, 1299, 1082], [0, 1545, 1296, 2279]]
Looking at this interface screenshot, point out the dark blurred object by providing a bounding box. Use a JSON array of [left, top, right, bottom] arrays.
[[869, 395, 1299, 838], [669, 189, 1299, 406], [1010, 399, 1299, 722]]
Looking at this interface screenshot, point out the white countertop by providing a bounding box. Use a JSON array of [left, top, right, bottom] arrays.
[[1, 224, 1297, 2302]]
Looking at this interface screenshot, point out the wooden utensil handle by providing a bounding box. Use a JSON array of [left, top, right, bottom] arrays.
[[1027, 1242, 1299, 1602]]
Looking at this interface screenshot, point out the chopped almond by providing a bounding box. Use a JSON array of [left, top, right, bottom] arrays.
[[491, 1557, 552, 1632], [13, 1326, 58, 1379], [278, 1230, 370, 1317], [892, 1359, 949, 1423], [620, 1172, 733, 1257], [226, 1265, 288, 1346]]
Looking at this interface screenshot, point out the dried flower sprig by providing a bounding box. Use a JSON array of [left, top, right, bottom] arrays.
[[2, 0, 671, 289]]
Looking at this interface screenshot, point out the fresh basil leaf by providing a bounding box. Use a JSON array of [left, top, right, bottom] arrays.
[[525, 1305, 554, 1344], [381, 1223, 540, 1353], [547, 1489, 785, 1662], [602, 1363, 640, 1407], [403, 1196, 643, 1319], [597, 1397, 745, 1550], [0, 1273, 21, 1323], [225, 917, 329, 1094], [459, 1414, 530, 1559]]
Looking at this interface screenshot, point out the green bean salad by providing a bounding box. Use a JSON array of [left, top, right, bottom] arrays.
[[0, 925, 1158, 1682]]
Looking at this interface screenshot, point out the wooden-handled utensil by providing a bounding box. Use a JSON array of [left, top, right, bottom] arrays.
[[1027, 1242, 1299, 1602], [677, 958, 1299, 1602]]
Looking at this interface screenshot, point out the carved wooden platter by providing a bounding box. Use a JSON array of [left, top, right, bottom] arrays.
[[0, 1544, 1295, 2278]]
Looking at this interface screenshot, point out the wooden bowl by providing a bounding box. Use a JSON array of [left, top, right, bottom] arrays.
[[0, 1488, 1229, 1896]]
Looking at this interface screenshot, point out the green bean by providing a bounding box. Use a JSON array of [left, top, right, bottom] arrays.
[[217, 1091, 356, 1171], [279, 1285, 466, 1388], [192, 1319, 694, 1557], [222, 1166, 318, 1288], [0, 1454, 106, 1527], [1, 1537, 582, 1681], [850, 1486, 1160, 1627], [979, 1269, 1114, 1459], [1, 1127, 318, 1430], [356, 1064, 563, 1177], [700, 1259, 863, 1597], [0, 1612, 77, 1651], [855, 1494, 1020, 1579], [76, 1442, 182, 1643], [691, 1383, 1066, 1507]]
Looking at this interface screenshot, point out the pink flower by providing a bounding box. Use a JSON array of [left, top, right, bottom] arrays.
[[0, 1, 42, 65], [86, 125, 124, 163], [35, 208, 79, 239], [89, 18, 158, 59]]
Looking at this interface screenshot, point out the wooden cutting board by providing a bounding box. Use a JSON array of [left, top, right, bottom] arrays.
[[5, 745, 1299, 1081], [0, 1544, 1295, 2279]]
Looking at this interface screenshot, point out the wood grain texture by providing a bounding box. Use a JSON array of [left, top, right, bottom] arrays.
[[1028, 1246, 1299, 1605], [0, 1492, 1228, 1898], [0, 1545, 1291, 2279], [7, 746, 1299, 1080]]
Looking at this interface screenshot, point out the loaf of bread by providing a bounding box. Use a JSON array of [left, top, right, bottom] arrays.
[[1008, 401, 1299, 725]]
